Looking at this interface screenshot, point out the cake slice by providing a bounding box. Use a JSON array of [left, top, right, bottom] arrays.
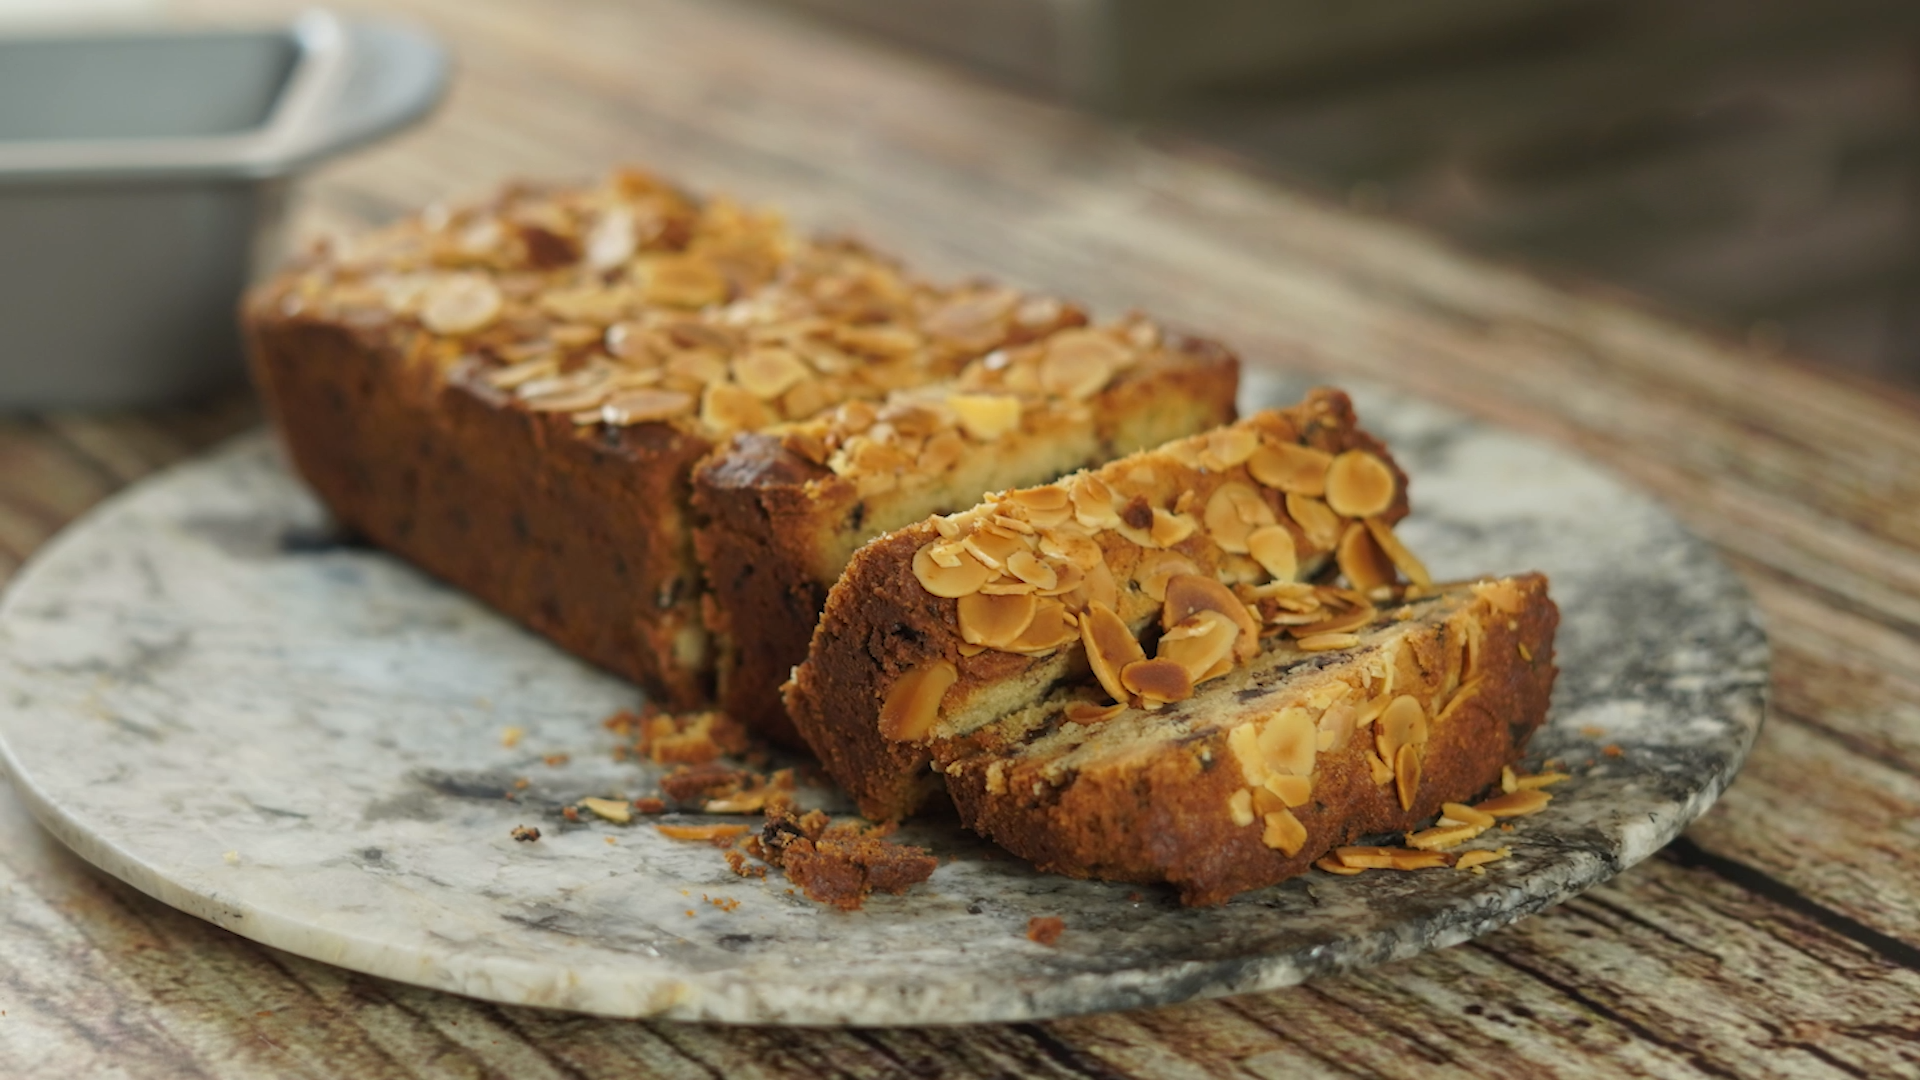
[[785, 389, 1412, 819], [933, 575, 1558, 906], [244, 168, 1085, 709], [694, 317, 1239, 744]]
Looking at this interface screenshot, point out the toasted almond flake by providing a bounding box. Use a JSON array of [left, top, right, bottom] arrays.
[[1433, 679, 1482, 726], [963, 529, 1028, 570], [731, 347, 811, 399], [1039, 330, 1128, 399], [1163, 574, 1260, 658], [1517, 642, 1534, 662], [1316, 856, 1366, 876], [1203, 482, 1275, 554], [657, 823, 749, 842], [1149, 508, 1197, 547], [1229, 722, 1266, 786], [949, 393, 1023, 440], [419, 274, 504, 335], [1298, 632, 1360, 652], [1133, 551, 1201, 603], [1264, 773, 1312, 808], [600, 388, 696, 425], [485, 356, 559, 390], [500, 726, 525, 749], [700, 382, 774, 434], [585, 207, 638, 270], [877, 660, 958, 742], [1120, 657, 1193, 707], [1454, 847, 1511, 870], [1442, 802, 1497, 828], [1407, 822, 1481, 850], [1247, 442, 1332, 494], [1081, 601, 1145, 705], [1366, 750, 1394, 786], [1005, 597, 1079, 654], [1376, 695, 1429, 763], [1258, 707, 1318, 777], [1261, 808, 1308, 855], [1227, 788, 1255, 827], [1515, 771, 1570, 790], [1070, 473, 1121, 529], [1324, 450, 1396, 518], [1394, 743, 1422, 811], [1076, 559, 1121, 613], [1387, 850, 1453, 870], [1156, 610, 1240, 684], [1064, 700, 1126, 726], [1245, 523, 1300, 581], [1333, 847, 1403, 869], [1285, 493, 1344, 551], [1200, 427, 1261, 470], [1363, 516, 1431, 588], [1004, 550, 1059, 591], [580, 796, 633, 825], [1473, 789, 1552, 817], [1336, 521, 1398, 593], [1502, 765, 1519, 794], [958, 591, 1038, 649], [913, 541, 992, 598], [641, 256, 729, 308]]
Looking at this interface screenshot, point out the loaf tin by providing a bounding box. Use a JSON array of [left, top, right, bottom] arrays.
[[0, 11, 447, 407]]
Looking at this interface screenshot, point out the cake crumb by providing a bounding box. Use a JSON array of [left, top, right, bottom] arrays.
[[1027, 916, 1066, 946], [632, 797, 667, 815], [750, 806, 937, 911], [501, 726, 525, 748], [657, 823, 750, 843], [605, 706, 751, 764], [1602, 744, 1623, 757], [543, 753, 571, 767], [511, 825, 541, 842]]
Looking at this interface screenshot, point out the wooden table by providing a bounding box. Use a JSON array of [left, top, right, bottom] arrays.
[[4, 1, 1918, 1075]]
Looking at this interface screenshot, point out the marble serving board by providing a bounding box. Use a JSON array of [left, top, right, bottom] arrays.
[[0, 375, 1767, 1026]]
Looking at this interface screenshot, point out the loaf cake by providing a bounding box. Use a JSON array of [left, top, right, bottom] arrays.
[[785, 389, 1415, 819], [245, 168, 1123, 710], [695, 316, 1238, 744], [933, 575, 1558, 905]]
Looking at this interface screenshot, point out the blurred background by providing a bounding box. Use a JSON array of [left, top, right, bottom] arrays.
[[775, 0, 1920, 389]]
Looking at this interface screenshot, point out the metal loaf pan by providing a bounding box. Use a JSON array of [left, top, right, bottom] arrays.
[[0, 11, 448, 407]]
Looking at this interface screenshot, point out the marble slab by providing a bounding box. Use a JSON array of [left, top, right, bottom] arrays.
[[0, 375, 1767, 1025]]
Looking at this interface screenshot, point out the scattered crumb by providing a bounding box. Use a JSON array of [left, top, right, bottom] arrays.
[[724, 848, 769, 879], [579, 796, 632, 825], [222, 851, 240, 865], [605, 707, 752, 765], [1578, 726, 1606, 738], [705, 894, 741, 913], [632, 797, 667, 815], [685, 910, 695, 918], [542, 753, 571, 767], [1126, 892, 1144, 903], [511, 825, 541, 843], [255, 1011, 273, 1018], [562, 806, 582, 823], [500, 726, 525, 749], [603, 836, 618, 846], [1602, 744, 1623, 758], [748, 806, 937, 911], [512, 778, 530, 790], [1027, 916, 1066, 946]]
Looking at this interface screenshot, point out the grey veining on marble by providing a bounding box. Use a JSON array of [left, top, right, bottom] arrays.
[[0, 375, 1768, 1025]]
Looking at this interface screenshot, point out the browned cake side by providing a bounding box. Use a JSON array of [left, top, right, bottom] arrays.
[[786, 390, 1412, 819], [934, 576, 1559, 906], [243, 168, 1084, 711], [694, 325, 1240, 745]]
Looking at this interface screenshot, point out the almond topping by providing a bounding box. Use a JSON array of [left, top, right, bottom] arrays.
[[1336, 521, 1399, 593], [1298, 632, 1360, 652], [1039, 330, 1128, 399], [1064, 700, 1126, 726], [1199, 427, 1261, 471], [1258, 706, 1317, 777], [1228, 788, 1255, 827], [1248, 442, 1332, 494], [1474, 790, 1552, 817], [1070, 473, 1121, 529], [1325, 450, 1396, 518], [1156, 610, 1239, 684], [1163, 574, 1260, 659], [913, 541, 992, 597], [1406, 823, 1482, 851], [640, 255, 729, 309], [1454, 848, 1511, 870], [1133, 551, 1201, 603], [419, 274, 504, 335], [1514, 771, 1570, 790], [1285, 493, 1344, 550], [1316, 856, 1366, 876], [700, 382, 775, 434], [1366, 750, 1394, 785], [599, 388, 696, 425], [1264, 773, 1312, 808], [1005, 598, 1079, 654], [1081, 601, 1146, 705], [731, 347, 811, 399], [1203, 482, 1277, 554], [1441, 802, 1497, 828], [950, 393, 1023, 441], [1364, 517, 1431, 588], [1148, 508, 1197, 548], [1245, 524, 1300, 581], [579, 797, 632, 825], [877, 660, 958, 742], [1229, 722, 1266, 786], [1004, 549, 1060, 591], [1262, 808, 1308, 855], [1376, 695, 1429, 763], [657, 823, 749, 842], [1394, 743, 1422, 811], [957, 591, 1038, 649], [1120, 657, 1193, 707]]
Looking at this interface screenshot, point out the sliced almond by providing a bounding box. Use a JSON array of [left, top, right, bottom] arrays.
[[1325, 450, 1396, 518], [1364, 516, 1431, 588], [640, 255, 729, 308], [1070, 473, 1121, 529], [1039, 330, 1128, 399], [1063, 700, 1125, 726], [1261, 808, 1309, 856], [1394, 743, 1422, 811], [1514, 771, 1571, 791], [419, 274, 503, 335], [579, 797, 632, 825], [731, 347, 811, 400], [1133, 551, 1201, 603], [1454, 848, 1510, 870], [599, 388, 696, 426], [1474, 790, 1552, 818], [950, 393, 1023, 441], [1406, 823, 1482, 851], [1199, 427, 1261, 470], [957, 591, 1038, 649], [1005, 598, 1079, 654], [1332, 847, 1402, 869], [1247, 441, 1332, 495], [1156, 610, 1239, 684], [1376, 695, 1429, 763], [1316, 856, 1366, 876], [1203, 482, 1276, 554], [1004, 549, 1059, 591], [1285, 493, 1344, 550], [1227, 788, 1255, 827], [1120, 658, 1193, 707], [913, 541, 992, 597], [656, 823, 749, 842], [1298, 632, 1360, 652], [1441, 802, 1496, 829], [1245, 524, 1300, 581], [877, 660, 958, 742], [1336, 521, 1398, 594], [1148, 508, 1197, 548], [1163, 574, 1260, 659], [1258, 706, 1317, 777], [700, 382, 774, 435], [1080, 601, 1145, 705], [1264, 773, 1312, 808]]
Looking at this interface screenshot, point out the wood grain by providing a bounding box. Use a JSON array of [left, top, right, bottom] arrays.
[[2, 0, 1917, 1075]]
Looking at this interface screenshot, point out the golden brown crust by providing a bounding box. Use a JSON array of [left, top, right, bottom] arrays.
[[694, 332, 1240, 744], [786, 389, 1411, 820], [938, 575, 1558, 906]]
